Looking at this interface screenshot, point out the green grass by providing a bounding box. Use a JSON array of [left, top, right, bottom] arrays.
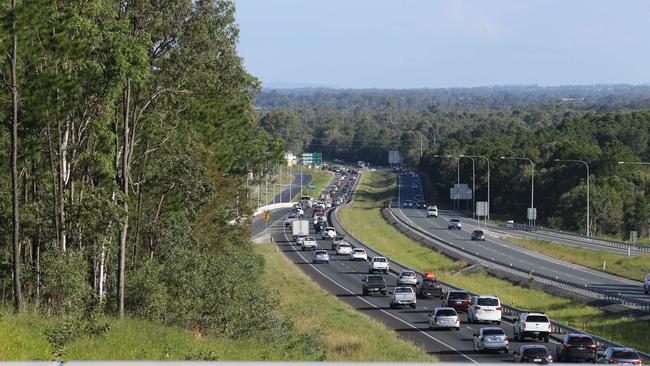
[[502, 237, 650, 282], [0, 310, 310, 361], [292, 168, 333, 201], [339, 171, 650, 353], [256, 244, 436, 362]]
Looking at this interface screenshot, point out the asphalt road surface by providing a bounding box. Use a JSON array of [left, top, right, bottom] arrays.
[[393, 172, 649, 309], [265, 172, 563, 363]]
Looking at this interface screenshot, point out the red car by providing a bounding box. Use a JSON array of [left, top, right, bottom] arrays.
[[445, 291, 471, 312]]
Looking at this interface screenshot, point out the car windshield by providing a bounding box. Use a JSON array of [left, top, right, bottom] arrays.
[[483, 329, 505, 336], [435, 309, 456, 316], [526, 315, 549, 322], [477, 298, 499, 306], [612, 351, 639, 359], [567, 336, 594, 345], [395, 287, 413, 294], [524, 347, 549, 356], [449, 292, 470, 300]]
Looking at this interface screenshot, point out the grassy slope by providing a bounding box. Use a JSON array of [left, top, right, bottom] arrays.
[[256, 244, 435, 362], [339, 171, 650, 353], [0, 310, 297, 360], [293, 168, 332, 201], [503, 237, 650, 282]]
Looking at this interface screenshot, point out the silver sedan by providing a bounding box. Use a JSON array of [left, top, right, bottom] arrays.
[[428, 307, 460, 330], [397, 270, 418, 286], [473, 327, 509, 353]]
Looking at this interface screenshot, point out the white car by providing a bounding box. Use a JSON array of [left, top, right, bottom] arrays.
[[468, 295, 502, 324], [368, 256, 389, 273], [447, 218, 462, 230], [301, 236, 318, 251], [397, 270, 418, 286], [644, 273, 650, 294], [349, 248, 368, 261], [513, 313, 551, 342], [427, 206, 439, 218], [322, 227, 337, 240], [295, 235, 308, 246], [428, 307, 460, 330], [389, 286, 416, 309], [335, 242, 353, 255], [312, 250, 329, 264]]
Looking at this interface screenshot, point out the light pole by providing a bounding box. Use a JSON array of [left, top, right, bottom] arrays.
[[461, 155, 491, 220], [434, 154, 460, 211], [460, 156, 475, 218], [501, 156, 535, 226], [554, 159, 590, 237]]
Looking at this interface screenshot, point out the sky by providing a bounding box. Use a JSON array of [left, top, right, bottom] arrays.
[[234, 0, 650, 89]]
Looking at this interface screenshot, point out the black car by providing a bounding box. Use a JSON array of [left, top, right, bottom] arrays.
[[513, 345, 553, 364], [556, 334, 597, 363], [471, 230, 486, 241], [362, 275, 387, 296], [416, 278, 443, 298]]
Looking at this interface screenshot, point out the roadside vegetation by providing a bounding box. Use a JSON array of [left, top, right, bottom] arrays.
[[255, 244, 435, 362], [502, 237, 650, 282], [339, 171, 650, 353]]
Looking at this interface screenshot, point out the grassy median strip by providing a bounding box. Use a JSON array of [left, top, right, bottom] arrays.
[[256, 244, 436, 362], [339, 171, 650, 353], [502, 237, 650, 282]]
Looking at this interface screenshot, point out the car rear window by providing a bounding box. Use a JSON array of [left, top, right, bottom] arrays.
[[436, 309, 457, 316], [449, 292, 470, 300], [567, 336, 594, 345], [477, 298, 500, 306], [451, 219, 460, 222], [422, 280, 438, 286], [395, 287, 414, 294], [402, 272, 415, 277], [483, 329, 505, 336], [353, 249, 364, 253], [524, 347, 549, 356], [612, 351, 639, 359], [526, 315, 549, 322], [374, 257, 387, 262], [367, 276, 383, 282], [315, 251, 326, 255], [474, 230, 484, 235]]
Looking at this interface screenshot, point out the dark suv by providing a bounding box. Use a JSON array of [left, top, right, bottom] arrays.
[[556, 334, 597, 363], [362, 275, 387, 296], [416, 278, 443, 298], [445, 290, 471, 312]]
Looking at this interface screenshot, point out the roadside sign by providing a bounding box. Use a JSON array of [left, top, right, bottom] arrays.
[[527, 208, 537, 220], [476, 201, 489, 216], [262, 211, 271, 221], [630, 231, 637, 244]]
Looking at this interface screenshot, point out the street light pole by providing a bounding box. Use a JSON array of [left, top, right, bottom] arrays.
[[554, 159, 590, 237], [460, 156, 475, 218], [434, 154, 460, 211], [501, 156, 535, 226], [461, 155, 491, 221]]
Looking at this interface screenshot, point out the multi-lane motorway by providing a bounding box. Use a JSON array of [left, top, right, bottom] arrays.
[[392, 172, 650, 309], [265, 172, 565, 363]]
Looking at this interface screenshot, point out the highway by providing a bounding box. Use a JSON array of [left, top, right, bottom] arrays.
[[266, 172, 562, 363], [250, 173, 313, 238], [392, 172, 650, 309]]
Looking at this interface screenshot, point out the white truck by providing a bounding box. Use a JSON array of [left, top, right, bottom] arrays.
[[368, 256, 389, 274], [291, 220, 310, 239], [389, 286, 416, 309], [301, 236, 318, 251], [513, 313, 552, 342]]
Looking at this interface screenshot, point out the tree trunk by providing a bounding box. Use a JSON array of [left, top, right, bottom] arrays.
[[10, 0, 23, 313], [117, 79, 131, 319]]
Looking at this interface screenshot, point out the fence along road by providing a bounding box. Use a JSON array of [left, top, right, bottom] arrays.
[[391, 172, 650, 314]]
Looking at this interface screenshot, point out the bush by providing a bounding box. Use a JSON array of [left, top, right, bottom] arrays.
[[125, 260, 168, 320], [40, 250, 92, 316]]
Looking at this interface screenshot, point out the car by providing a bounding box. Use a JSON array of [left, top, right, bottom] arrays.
[[291, 207, 304, 216], [471, 230, 486, 241], [301, 236, 318, 251], [402, 200, 413, 208], [427, 206, 439, 218], [416, 201, 427, 209], [428, 307, 460, 330], [349, 248, 368, 261], [448, 218, 461, 230], [514, 313, 551, 342], [473, 327, 509, 353], [295, 235, 308, 246], [321, 227, 337, 240], [445, 290, 471, 312], [468, 295, 502, 324], [362, 275, 387, 296], [368, 256, 389, 273], [312, 250, 329, 264], [597, 347, 643, 364], [513, 345, 553, 364], [389, 286, 416, 309], [397, 270, 418, 286], [284, 213, 299, 227], [555, 334, 597, 363], [335, 242, 353, 255], [644, 273, 650, 294], [416, 278, 443, 298]]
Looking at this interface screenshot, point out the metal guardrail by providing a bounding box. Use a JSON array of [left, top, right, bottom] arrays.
[[387, 202, 650, 314], [501, 223, 650, 254], [329, 200, 650, 361]]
